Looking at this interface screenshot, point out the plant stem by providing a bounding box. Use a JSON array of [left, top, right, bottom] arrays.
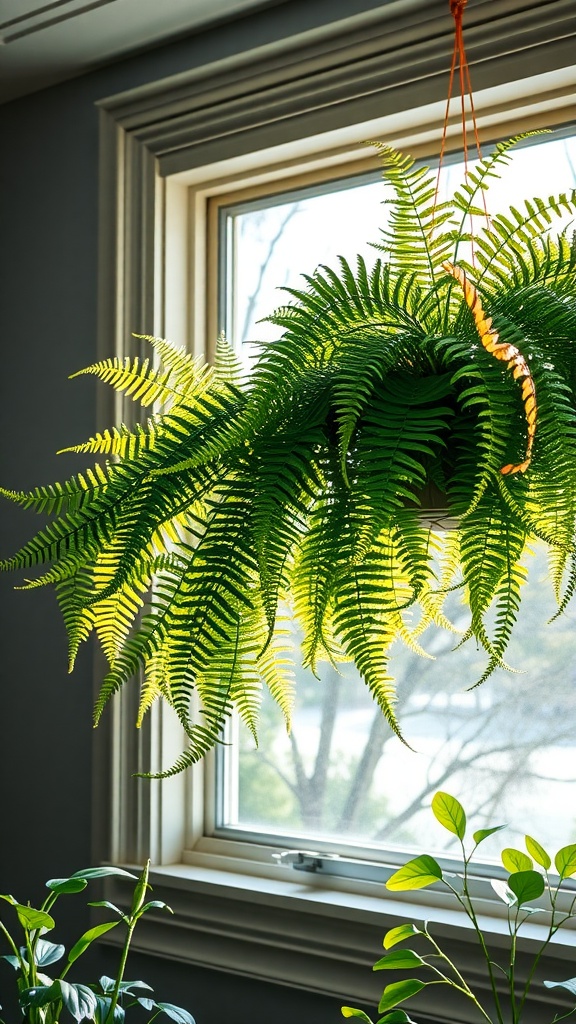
[[447, 867, 505, 1024], [424, 930, 495, 1024], [104, 917, 135, 1024]]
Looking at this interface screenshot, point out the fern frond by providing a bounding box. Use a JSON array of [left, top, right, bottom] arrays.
[[371, 144, 454, 291]]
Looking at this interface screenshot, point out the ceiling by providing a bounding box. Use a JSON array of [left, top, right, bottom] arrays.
[[0, 0, 283, 104]]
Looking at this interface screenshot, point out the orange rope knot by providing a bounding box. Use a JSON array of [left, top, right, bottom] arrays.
[[443, 262, 537, 476], [450, 0, 468, 16]]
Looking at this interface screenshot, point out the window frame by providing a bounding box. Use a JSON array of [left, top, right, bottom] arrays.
[[93, 2, 576, 1013]]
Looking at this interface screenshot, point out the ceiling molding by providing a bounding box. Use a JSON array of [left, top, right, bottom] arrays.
[[0, 0, 289, 104], [96, 0, 576, 175], [0, 1, 120, 44]]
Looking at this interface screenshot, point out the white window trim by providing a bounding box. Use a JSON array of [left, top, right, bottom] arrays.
[[93, 1, 576, 1016]]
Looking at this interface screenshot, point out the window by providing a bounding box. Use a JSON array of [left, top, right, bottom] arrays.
[[211, 131, 576, 873], [96, 3, 576, 1010]]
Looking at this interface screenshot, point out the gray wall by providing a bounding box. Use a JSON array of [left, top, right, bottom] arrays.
[[0, 3, 387, 1022]]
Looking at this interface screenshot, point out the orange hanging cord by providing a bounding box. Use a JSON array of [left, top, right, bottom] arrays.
[[434, 0, 488, 233], [438, 1, 536, 475]]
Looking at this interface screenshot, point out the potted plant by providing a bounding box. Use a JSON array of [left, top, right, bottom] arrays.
[[0, 860, 195, 1024], [2, 133, 576, 773], [341, 791, 576, 1024]]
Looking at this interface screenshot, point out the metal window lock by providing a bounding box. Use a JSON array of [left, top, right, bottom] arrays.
[[273, 850, 325, 872]]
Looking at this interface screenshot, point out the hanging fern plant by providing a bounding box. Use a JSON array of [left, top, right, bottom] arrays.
[[2, 134, 576, 774]]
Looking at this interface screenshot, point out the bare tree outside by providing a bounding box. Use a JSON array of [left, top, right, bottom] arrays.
[[234, 545, 576, 859]]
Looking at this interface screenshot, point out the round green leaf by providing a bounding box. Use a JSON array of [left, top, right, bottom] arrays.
[[501, 848, 533, 873], [387, 857, 442, 892], [525, 836, 551, 870], [431, 792, 466, 840], [508, 870, 545, 905], [384, 924, 421, 950], [555, 844, 576, 879], [341, 1009, 373, 1022], [378, 980, 426, 1013], [374, 950, 426, 971]]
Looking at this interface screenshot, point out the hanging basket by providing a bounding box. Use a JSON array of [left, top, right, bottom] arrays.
[[411, 481, 459, 532]]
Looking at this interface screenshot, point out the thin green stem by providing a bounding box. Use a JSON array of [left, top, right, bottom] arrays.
[[423, 932, 495, 1024], [104, 918, 135, 1024], [517, 880, 573, 1019], [509, 906, 520, 1024], [450, 849, 506, 1024], [0, 918, 26, 974]]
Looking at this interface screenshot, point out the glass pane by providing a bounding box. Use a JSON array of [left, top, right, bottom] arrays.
[[217, 131, 576, 864], [222, 542, 576, 862], [224, 133, 576, 364]]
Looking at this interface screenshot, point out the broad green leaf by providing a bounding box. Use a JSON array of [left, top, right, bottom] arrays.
[[98, 976, 116, 994], [384, 924, 421, 950], [387, 857, 442, 892], [70, 866, 138, 881], [501, 848, 533, 873], [57, 980, 98, 1022], [544, 978, 576, 996], [525, 836, 551, 870], [374, 950, 426, 971], [20, 986, 53, 1009], [94, 995, 125, 1024], [15, 905, 55, 932], [46, 878, 88, 895], [118, 980, 154, 994], [157, 1001, 196, 1024], [473, 825, 506, 845], [0, 894, 16, 905], [508, 870, 545, 905], [431, 792, 466, 840], [555, 844, 576, 879], [68, 921, 119, 965], [341, 1009, 373, 1022], [34, 939, 65, 967], [378, 979, 426, 1013], [490, 879, 516, 906], [138, 998, 159, 1012]]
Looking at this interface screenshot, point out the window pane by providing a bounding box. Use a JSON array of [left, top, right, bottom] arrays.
[[216, 131, 576, 864], [219, 542, 576, 862]]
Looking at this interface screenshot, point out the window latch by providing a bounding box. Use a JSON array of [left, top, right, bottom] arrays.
[[273, 850, 324, 873]]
